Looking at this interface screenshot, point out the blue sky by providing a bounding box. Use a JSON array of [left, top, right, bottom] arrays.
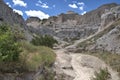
[[4, 0, 120, 20]]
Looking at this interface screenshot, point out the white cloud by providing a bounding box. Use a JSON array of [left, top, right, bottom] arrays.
[[36, 0, 49, 9], [68, 2, 85, 10], [25, 10, 49, 19], [78, 2, 84, 6], [78, 2, 85, 11], [6, 2, 11, 7], [81, 11, 86, 15], [12, 0, 27, 7], [79, 6, 84, 10], [13, 9, 23, 16], [68, 4, 78, 8]]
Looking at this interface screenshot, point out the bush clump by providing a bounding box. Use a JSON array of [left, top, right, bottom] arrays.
[[0, 24, 21, 62], [31, 35, 58, 48], [0, 24, 56, 74]]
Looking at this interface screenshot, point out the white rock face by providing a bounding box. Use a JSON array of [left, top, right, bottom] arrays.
[[100, 6, 120, 29], [54, 49, 120, 80], [96, 25, 120, 54], [93, 6, 120, 54]]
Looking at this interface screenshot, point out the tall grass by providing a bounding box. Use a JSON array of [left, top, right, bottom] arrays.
[[20, 41, 56, 71]]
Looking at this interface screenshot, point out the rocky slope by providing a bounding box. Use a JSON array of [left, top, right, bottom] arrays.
[[68, 5, 120, 54], [94, 6, 120, 54], [26, 3, 119, 40], [0, 0, 26, 27], [49, 4, 120, 79], [26, 3, 120, 54], [0, 0, 32, 41]]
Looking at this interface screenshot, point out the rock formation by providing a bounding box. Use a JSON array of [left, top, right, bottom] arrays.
[[0, 0, 26, 27], [26, 3, 119, 41], [0, 0, 32, 41], [26, 3, 120, 54], [26, 17, 41, 23]]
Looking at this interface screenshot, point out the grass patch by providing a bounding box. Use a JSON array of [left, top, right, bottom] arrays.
[[20, 41, 56, 71], [0, 40, 56, 80], [0, 41, 56, 73], [92, 68, 110, 80]]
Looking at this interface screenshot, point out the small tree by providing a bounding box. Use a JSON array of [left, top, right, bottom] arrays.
[[0, 24, 21, 62]]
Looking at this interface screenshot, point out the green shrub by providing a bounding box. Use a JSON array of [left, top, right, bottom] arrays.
[[31, 35, 58, 48], [0, 24, 21, 62], [92, 68, 110, 80], [0, 24, 56, 73]]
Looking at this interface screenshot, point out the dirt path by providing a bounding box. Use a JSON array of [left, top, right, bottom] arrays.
[[54, 49, 120, 80]]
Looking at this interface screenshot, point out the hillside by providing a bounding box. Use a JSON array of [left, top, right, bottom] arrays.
[[0, 0, 26, 27], [71, 6, 120, 54], [26, 3, 119, 40], [0, 0, 32, 41], [0, 0, 120, 80], [0, 0, 55, 80], [26, 3, 120, 54]]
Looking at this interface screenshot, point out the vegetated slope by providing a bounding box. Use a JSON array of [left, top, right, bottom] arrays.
[[0, 41, 56, 80], [0, 1, 56, 80]]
